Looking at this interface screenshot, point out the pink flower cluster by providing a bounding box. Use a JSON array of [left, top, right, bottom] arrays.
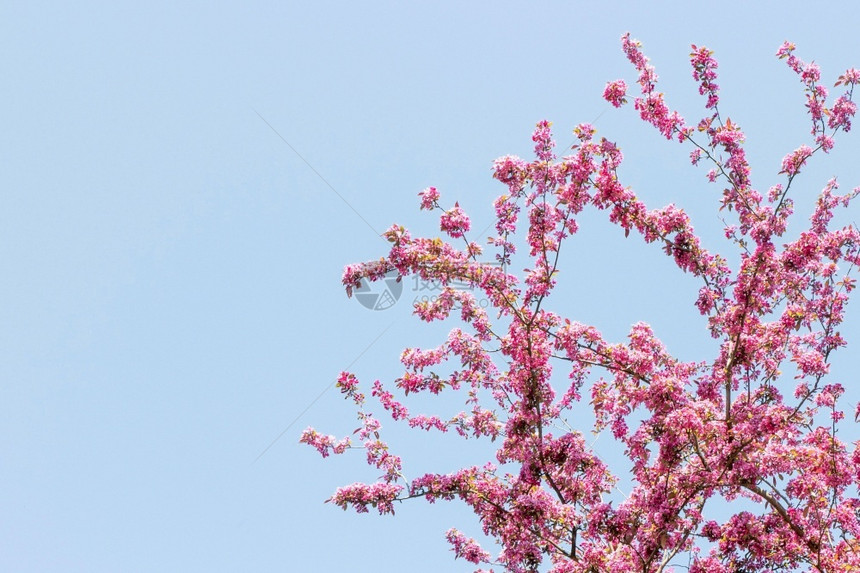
[[621, 33, 687, 140], [778, 40, 859, 140], [418, 186, 439, 210], [780, 144, 813, 176], [446, 528, 492, 564], [691, 44, 720, 108], [532, 119, 556, 161], [439, 202, 471, 238], [328, 482, 403, 514], [298, 428, 350, 458], [829, 95, 857, 132], [602, 79, 627, 108]]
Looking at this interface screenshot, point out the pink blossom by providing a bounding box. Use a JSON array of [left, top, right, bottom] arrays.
[[418, 186, 440, 210], [532, 119, 556, 161], [328, 482, 403, 514], [335, 371, 365, 405], [299, 428, 350, 457], [493, 154, 528, 193], [690, 44, 720, 108], [603, 79, 628, 107], [780, 144, 813, 175], [446, 528, 492, 564], [573, 122, 596, 142], [836, 68, 860, 86], [816, 133, 835, 152], [801, 62, 821, 84], [828, 95, 857, 132], [439, 202, 471, 238], [776, 41, 795, 59]]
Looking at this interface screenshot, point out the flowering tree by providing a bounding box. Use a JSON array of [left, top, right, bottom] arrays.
[[302, 34, 860, 572]]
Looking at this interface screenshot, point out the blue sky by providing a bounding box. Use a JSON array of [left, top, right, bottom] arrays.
[[3, 1, 860, 571]]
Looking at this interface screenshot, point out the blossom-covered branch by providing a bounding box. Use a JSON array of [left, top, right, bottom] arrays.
[[304, 34, 860, 573]]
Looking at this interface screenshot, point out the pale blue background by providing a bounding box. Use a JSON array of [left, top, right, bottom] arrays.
[[3, 1, 860, 571]]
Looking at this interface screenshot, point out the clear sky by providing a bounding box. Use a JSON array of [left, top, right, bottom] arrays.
[[3, 1, 860, 571]]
